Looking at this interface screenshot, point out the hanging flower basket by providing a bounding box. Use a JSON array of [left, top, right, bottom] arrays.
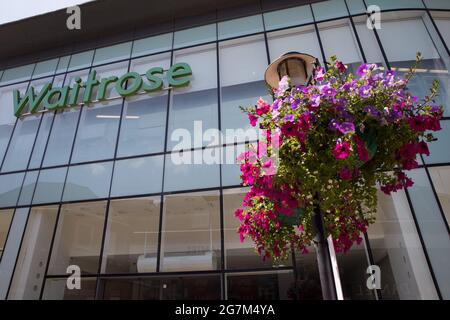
[[235, 54, 443, 261]]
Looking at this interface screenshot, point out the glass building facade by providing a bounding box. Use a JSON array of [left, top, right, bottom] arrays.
[[0, 0, 449, 300]]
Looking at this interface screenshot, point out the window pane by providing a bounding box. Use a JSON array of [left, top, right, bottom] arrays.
[[161, 191, 221, 272], [1, 115, 41, 172], [28, 112, 54, 169], [71, 101, 122, 164], [376, 12, 450, 116], [223, 188, 290, 269], [218, 15, 264, 40], [8, 206, 58, 300], [42, 108, 80, 167], [132, 33, 173, 57], [429, 166, 450, 227], [0, 64, 34, 85], [99, 275, 221, 299], [0, 208, 29, 299], [111, 155, 164, 197], [48, 201, 107, 275], [17, 171, 38, 206], [168, 45, 218, 150], [0, 209, 14, 260], [117, 94, 167, 157], [226, 271, 295, 300], [101, 197, 160, 274], [263, 5, 313, 31], [336, 241, 373, 300], [32, 58, 58, 79], [353, 15, 386, 65], [63, 162, 113, 202], [33, 167, 67, 204], [369, 0, 424, 10], [425, 0, 450, 9], [221, 144, 247, 187], [423, 120, 450, 164], [42, 277, 96, 300], [68, 50, 94, 71], [55, 56, 70, 74], [164, 149, 220, 192], [174, 24, 216, 49], [318, 19, 364, 73], [311, 0, 348, 21], [346, 0, 366, 15], [93, 42, 132, 66], [407, 169, 450, 299], [0, 172, 25, 208], [432, 12, 450, 48]]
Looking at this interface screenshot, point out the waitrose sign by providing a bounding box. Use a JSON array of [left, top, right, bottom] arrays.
[[13, 62, 192, 117]]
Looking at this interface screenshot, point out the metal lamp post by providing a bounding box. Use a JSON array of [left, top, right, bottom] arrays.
[[264, 52, 338, 300]]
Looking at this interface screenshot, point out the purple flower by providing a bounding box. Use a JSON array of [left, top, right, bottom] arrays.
[[364, 105, 382, 118], [341, 80, 356, 92], [358, 85, 372, 98], [283, 114, 295, 122], [272, 99, 281, 110], [357, 63, 377, 77], [337, 122, 355, 134], [311, 94, 321, 108], [329, 119, 339, 130], [290, 97, 300, 110], [275, 76, 290, 96], [315, 67, 325, 81], [321, 85, 337, 98]]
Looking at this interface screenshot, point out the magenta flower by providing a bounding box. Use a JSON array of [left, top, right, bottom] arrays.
[[338, 167, 353, 180], [248, 114, 258, 126], [332, 139, 351, 159], [335, 60, 347, 73]]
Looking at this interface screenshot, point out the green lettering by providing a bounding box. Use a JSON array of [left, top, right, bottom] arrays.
[[97, 76, 118, 100], [142, 67, 164, 92], [68, 77, 83, 106], [43, 86, 70, 110], [83, 70, 100, 103], [116, 72, 143, 97], [13, 83, 52, 117], [167, 62, 192, 88]]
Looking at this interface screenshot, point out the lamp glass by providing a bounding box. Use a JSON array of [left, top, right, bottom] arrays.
[[277, 57, 308, 86]]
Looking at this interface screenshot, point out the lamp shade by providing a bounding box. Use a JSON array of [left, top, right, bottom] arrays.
[[265, 52, 318, 89]]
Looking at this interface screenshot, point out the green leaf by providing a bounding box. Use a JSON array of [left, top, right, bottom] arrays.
[[277, 207, 304, 227], [357, 126, 377, 161]]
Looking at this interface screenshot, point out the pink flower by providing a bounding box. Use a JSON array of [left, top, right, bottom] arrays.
[[354, 135, 369, 162], [314, 67, 325, 81], [332, 139, 351, 159], [256, 97, 270, 115], [336, 60, 347, 73], [338, 167, 353, 180], [248, 114, 258, 126]]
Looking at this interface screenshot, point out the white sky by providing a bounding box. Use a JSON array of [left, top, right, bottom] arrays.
[[0, 0, 94, 25]]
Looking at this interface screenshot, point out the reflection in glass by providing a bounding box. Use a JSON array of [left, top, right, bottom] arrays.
[[132, 33, 173, 57], [223, 188, 290, 269], [1, 115, 41, 172], [111, 155, 164, 197], [28, 112, 54, 169], [174, 24, 216, 49], [218, 15, 264, 40], [407, 169, 450, 299], [117, 95, 167, 157], [0, 209, 14, 260], [63, 162, 113, 202], [93, 42, 132, 66], [428, 166, 450, 227], [42, 108, 81, 167], [0, 172, 25, 208], [47, 201, 107, 275], [227, 271, 295, 300], [99, 275, 221, 300], [161, 191, 221, 272], [8, 206, 58, 300], [163, 150, 220, 192], [33, 167, 67, 204], [42, 277, 97, 300], [17, 171, 38, 206], [71, 102, 122, 163], [367, 189, 439, 299], [263, 5, 313, 31], [101, 197, 160, 274]]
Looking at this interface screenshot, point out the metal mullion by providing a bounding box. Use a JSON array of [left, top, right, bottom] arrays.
[[95, 37, 134, 295], [156, 30, 175, 275]]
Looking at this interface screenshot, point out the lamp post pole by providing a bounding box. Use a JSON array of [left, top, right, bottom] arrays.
[[265, 52, 338, 300], [312, 193, 338, 300]]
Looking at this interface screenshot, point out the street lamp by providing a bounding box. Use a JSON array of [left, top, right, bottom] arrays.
[[264, 52, 318, 88], [264, 52, 338, 301]]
